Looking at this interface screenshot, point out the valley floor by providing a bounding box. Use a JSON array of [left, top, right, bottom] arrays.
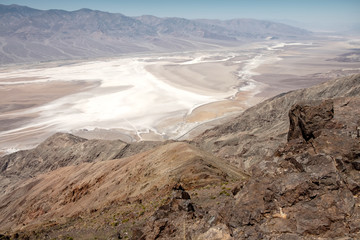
[[0, 36, 359, 155]]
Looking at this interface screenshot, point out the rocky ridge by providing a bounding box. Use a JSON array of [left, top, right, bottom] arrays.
[[193, 74, 360, 170], [0, 74, 359, 239], [0, 133, 164, 194], [0, 142, 247, 238]]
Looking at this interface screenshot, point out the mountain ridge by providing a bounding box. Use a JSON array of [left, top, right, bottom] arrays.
[[0, 4, 311, 64]]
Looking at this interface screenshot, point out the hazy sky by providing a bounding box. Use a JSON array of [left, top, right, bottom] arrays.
[[1, 0, 359, 31]]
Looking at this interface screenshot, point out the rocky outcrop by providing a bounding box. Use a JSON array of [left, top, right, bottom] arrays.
[[193, 74, 360, 170], [287, 99, 334, 141], [135, 184, 202, 240], [130, 182, 237, 240], [219, 97, 360, 239]]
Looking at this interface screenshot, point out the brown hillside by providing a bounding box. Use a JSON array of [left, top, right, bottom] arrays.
[[0, 133, 164, 193], [0, 142, 247, 235]]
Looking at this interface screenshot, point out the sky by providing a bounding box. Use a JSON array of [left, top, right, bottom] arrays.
[[1, 0, 359, 31]]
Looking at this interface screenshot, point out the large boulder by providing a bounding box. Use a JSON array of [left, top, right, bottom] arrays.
[[287, 100, 334, 141]]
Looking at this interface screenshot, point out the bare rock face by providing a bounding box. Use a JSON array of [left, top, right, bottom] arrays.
[[133, 183, 235, 240], [220, 97, 360, 239], [194, 74, 360, 170], [287, 100, 334, 141], [137, 184, 200, 240]]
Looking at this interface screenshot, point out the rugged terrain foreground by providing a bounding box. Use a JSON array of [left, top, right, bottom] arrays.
[[0, 74, 359, 239]]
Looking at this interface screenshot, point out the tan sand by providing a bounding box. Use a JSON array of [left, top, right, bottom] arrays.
[[185, 92, 253, 123], [146, 61, 241, 96], [0, 79, 99, 153], [1, 40, 359, 153], [253, 41, 360, 98], [0, 79, 98, 114], [0, 76, 48, 83]]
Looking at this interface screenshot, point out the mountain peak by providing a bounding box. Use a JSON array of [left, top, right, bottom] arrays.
[[0, 4, 41, 14]]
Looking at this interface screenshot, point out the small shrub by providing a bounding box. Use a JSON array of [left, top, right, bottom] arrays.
[[111, 221, 119, 227], [219, 190, 230, 196]]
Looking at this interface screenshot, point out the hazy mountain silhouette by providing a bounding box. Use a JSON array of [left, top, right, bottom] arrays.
[[0, 4, 311, 64]]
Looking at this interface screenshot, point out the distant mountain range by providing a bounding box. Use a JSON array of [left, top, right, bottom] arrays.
[[0, 4, 311, 64]]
